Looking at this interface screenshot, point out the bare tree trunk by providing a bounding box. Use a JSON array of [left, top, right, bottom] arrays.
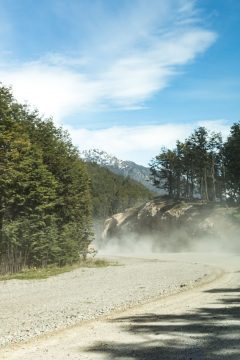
[[211, 158, 216, 202], [200, 177, 204, 200], [204, 167, 209, 201], [186, 172, 189, 199], [222, 164, 227, 202]]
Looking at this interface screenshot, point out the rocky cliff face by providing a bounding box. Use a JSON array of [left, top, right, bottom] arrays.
[[80, 149, 162, 194], [101, 198, 240, 252]]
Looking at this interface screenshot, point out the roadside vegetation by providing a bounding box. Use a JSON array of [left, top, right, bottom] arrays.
[[0, 258, 115, 281], [0, 85, 93, 275]]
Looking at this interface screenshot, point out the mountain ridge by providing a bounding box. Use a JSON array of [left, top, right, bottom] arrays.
[[80, 149, 160, 193]]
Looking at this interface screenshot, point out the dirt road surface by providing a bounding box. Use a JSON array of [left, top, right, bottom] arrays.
[[0, 253, 239, 359]]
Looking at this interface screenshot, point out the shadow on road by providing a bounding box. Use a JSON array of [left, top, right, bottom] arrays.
[[85, 286, 240, 359]]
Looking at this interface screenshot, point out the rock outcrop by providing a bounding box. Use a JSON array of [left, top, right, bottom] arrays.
[[101, 198, 240, 252]]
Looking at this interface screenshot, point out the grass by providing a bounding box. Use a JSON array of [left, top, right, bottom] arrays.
[[0, 258, 116, 281]]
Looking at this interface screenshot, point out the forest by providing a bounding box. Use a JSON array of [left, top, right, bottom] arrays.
[[150, 125, 240, 203], [0, 85, 152, 274], [87, 162, 152, 219], [0, 85, 94, 274]]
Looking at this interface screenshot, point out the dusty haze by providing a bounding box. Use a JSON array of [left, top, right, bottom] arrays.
[[95, 206, 240, 256]]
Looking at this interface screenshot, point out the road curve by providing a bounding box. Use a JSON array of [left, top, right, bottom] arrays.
[[0, 253, 239, 359]]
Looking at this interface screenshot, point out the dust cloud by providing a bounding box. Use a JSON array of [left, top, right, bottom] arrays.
[[94, 210, 240, 256]]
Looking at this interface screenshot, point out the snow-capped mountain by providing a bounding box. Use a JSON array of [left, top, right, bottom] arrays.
[[80, 149, 160, 193]]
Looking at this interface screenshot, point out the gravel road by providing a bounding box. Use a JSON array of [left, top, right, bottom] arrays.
[[1, 253, 239, 360], [0, 254, 214, 348]]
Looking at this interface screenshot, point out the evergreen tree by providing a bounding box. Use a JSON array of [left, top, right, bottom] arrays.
[[150, 127, 225, 201], [0, 85, 93, 274], [224, 122, 240, 202]]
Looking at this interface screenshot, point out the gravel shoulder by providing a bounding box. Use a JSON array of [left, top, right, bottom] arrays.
[[0, 254, 216, 348]]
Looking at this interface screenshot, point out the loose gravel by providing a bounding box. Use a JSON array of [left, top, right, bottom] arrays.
[[0, 255, 215, 347]]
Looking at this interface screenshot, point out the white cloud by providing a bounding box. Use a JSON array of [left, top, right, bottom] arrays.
[[0, 63, 101, 123], [67, 120, 230, 166], [0, 0, 216, 121]]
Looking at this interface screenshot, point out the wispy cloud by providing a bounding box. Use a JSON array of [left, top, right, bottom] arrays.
[[102, 29, 216, 107], [0, 0, 216, 122], [68, 120, 230, 165]]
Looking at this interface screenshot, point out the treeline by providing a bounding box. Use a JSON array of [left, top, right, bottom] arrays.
[[86, 162, 153, 219], [150, 125, 240, 203], [0, 85, 92, 274]]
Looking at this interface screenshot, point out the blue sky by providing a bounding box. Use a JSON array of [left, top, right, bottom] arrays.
[[0, 0, 239, 165]]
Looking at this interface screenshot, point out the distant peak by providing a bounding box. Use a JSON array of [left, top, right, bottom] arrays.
[[80, 149, 126, 168], [80, 148, 161, 194]]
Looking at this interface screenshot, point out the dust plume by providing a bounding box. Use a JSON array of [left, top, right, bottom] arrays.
[[94, 205, 240, 256]]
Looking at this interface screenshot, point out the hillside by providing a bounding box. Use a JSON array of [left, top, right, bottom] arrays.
[[86, 162, 153, 219], [81, 149, 162, 194]]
